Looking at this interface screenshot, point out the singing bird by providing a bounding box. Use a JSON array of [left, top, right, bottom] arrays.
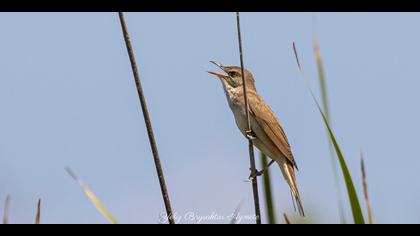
[[208, 61, 304, 216]]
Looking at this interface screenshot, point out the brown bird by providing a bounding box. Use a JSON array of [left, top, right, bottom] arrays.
[[208, 61, 304, 216]]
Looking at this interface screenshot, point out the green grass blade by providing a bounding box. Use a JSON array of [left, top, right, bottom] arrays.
[[260, 152, 277, 224], [313, 30, 347, 224], [293, 42, 365, 224], [35, 199, 41, 224], [66, 167, 118, 224], [313, 35, 330, 120], [319, 104, 365, 224]]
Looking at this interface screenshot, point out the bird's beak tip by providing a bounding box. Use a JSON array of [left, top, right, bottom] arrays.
[[210, 60, 222, 68], [208, 60, 227, 79]]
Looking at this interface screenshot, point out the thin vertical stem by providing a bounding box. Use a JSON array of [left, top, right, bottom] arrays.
[[361, 152, 373, 224], [2, 195, 10, 224], [118, 12, 175, 224], [261, 153, 277, 224], [283, 213, 291, 224], [236, 12, 262, 224], [35, 199, 41, 224]]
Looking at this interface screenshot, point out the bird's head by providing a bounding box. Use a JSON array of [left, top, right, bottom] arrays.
[[207, 61, 256, 91]]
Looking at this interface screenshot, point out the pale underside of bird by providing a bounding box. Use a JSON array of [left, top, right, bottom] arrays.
[[208, 61, 304, 216]]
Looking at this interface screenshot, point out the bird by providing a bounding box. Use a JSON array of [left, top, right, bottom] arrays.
[[208, 61, 304, 216]]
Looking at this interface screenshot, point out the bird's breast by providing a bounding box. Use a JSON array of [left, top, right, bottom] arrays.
[[222, 85, 249, 133], [227, 98, 248, 134], [232, 105, 248, 134]]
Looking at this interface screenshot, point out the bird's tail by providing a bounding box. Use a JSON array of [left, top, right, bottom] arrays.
[[278, 159, 305, 217]]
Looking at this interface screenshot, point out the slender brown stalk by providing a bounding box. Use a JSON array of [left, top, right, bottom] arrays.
[[236, 12, 262, 224], [35, 199, 41, 224], [2, 195, 10, 224], [361, 152, 373, 224], [283, 213, 291, 224], [117, 12, 175, 224]]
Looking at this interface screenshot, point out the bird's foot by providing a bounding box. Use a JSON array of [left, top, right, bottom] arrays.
[[247, 160, 276, 181], [248, 169, 264, 181], [246, 130, 256, 140]]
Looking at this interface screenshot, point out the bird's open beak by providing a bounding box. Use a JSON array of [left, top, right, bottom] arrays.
[[207, 71, 227, 78], [207, 61, 227, 79]]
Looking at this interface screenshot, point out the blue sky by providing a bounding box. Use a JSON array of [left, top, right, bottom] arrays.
[[1, 12, 419, 224]]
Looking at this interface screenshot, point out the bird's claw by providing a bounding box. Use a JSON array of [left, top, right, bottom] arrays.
[[246, 130, 256, 140], [248, 169, 264, 181], [247, 160, 276, 181]]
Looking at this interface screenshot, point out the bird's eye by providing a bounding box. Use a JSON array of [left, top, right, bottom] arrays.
[[228, 71, 239, 77]]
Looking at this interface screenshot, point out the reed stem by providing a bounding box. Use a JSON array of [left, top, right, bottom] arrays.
[[118, 12, 175, 224], [235, 12, 262, 224]]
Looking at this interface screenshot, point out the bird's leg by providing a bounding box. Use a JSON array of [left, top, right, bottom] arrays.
[[248, 159, 276, 180], [246, 130, 256, 140]]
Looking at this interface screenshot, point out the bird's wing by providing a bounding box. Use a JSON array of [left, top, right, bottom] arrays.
[[248, 93, 297, 168]]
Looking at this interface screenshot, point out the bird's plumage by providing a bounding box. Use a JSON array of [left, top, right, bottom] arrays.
[[208, 62, 305, 216], [248, 92, 297, 169]]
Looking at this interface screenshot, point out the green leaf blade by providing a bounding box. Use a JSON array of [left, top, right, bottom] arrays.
[[293, 42, 365, 224], [66, 167, 118, 224], [319, 107, 365, 224], [261, 152, 277, 224]]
